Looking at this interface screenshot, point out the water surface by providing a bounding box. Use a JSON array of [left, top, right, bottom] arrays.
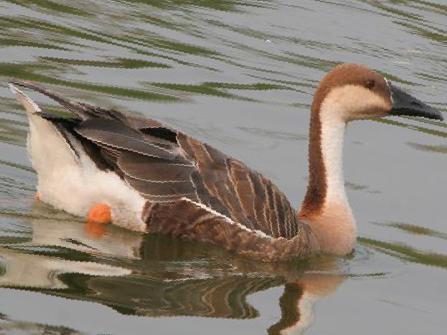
[[0, 0, 446, 334]]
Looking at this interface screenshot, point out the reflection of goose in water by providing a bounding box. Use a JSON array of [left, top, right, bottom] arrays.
[[0, 246, 130, 289], [21, 207, 144, 260], [0, 219, 132, 290], [0, 209, 344, 333], [0, 313, 87, 335], [268, 275, 344, 335]]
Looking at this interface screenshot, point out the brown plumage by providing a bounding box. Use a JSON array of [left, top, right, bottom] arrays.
[[9, 79, 317, 261], [10, 63, 443, 261]]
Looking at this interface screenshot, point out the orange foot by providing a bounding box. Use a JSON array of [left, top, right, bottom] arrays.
[[87, 203, 112, 225], [85, 203, 112, 238], [34, 192, 40, 202]]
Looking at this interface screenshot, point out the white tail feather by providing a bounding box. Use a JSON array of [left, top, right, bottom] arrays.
[[9, 83, 42, 114]]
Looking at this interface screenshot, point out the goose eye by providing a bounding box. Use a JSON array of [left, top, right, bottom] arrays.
[[365, 79, 375, 90]]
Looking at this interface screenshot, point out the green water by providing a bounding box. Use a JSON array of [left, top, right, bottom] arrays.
[[0, 1, 446, 334]]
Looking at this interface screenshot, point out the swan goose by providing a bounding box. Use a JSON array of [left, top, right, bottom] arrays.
[[9, 63, 443, 261]]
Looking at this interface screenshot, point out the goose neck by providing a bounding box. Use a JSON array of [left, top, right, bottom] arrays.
[[299, 97, 356, 255]]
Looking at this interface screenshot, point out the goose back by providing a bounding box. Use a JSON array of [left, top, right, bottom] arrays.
[[11, 80, 317, 260]]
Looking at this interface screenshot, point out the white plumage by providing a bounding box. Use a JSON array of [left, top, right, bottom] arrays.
[[9, 84, 147, 232]]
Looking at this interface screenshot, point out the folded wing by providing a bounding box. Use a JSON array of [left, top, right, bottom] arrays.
[[11, 80, 301, 239]]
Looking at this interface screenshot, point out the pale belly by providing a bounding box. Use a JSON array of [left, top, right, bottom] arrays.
[[27, 114, 147, 232]]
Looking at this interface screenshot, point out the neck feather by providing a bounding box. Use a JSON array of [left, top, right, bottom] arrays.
[[299, 94, 356, 255], [320, 108, 347, 204], [300, 99, 348, 213]]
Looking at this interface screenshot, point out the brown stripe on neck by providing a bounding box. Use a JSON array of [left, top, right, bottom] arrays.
[[299, 85, 329, 217]]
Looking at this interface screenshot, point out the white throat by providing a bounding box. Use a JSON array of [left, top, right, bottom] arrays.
[[319, 102, 348, 205]]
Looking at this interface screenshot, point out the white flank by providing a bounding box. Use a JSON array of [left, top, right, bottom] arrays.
[[9, 84, 146, 232]]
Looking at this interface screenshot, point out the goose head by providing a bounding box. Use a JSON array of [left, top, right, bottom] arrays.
[[312, 63, 443, 122], [300, 63, 443, 255]]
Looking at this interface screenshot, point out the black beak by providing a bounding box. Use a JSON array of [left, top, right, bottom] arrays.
[[388, 82, 443, 121]]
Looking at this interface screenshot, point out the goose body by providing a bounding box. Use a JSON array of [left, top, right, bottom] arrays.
[[10, 64, 443, 261]]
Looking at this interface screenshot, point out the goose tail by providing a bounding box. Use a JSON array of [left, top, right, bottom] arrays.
[[8, 79, 93, 120], [9, 81, 81, 167], [9, 82, 43, 116], [9, 80, 126, 122]]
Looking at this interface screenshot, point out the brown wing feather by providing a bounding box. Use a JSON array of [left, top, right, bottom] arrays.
[[117, 152, 195, 182], [143, 200, 315, 261], [75, 119, 178, 161], [177, 134, 301, 239], [12, 80, 302, 241], [77, 118, 301, 238]]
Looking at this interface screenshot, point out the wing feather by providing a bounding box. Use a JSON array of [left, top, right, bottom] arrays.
[[177, 134, 301, 238], [75, 119, 177, 161], [125, 176, 196, 197], [11, 80, 303, 240], [117, 152, 195, 183]]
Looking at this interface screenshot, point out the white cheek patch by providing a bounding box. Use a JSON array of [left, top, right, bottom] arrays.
[[324, 85, 389, 120]]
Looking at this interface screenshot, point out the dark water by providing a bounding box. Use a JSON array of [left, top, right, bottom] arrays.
[[0, 0, 446, 334]]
